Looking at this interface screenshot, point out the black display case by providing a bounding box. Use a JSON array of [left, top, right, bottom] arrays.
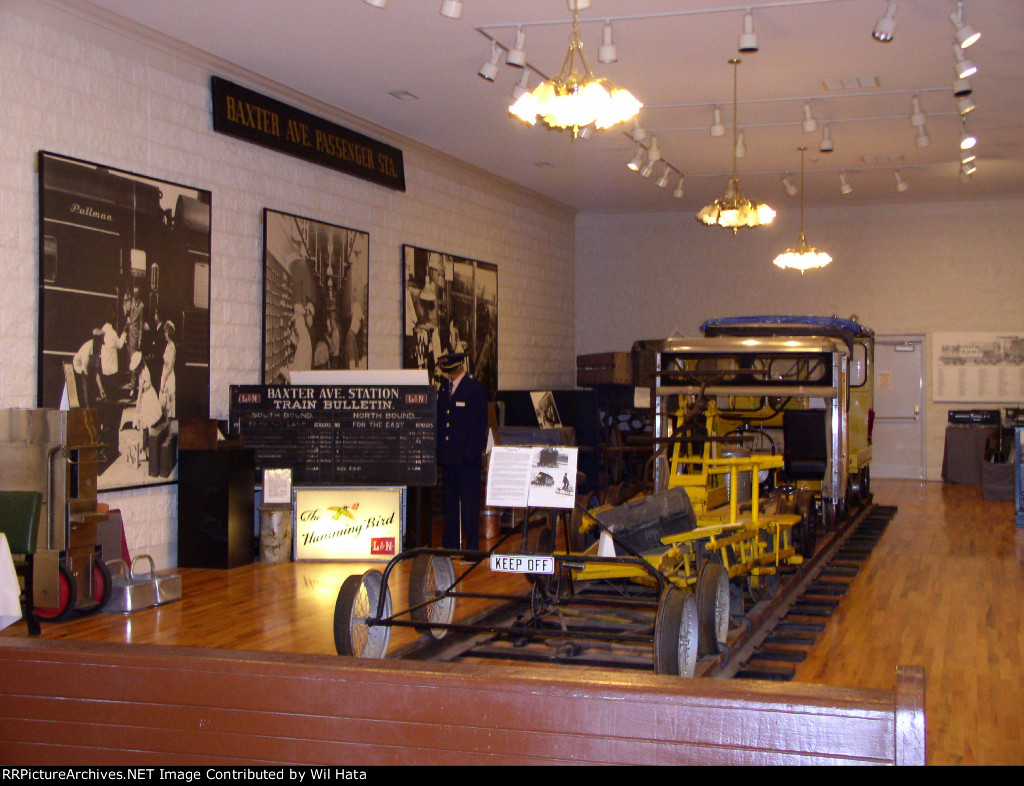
[[177, 447, 256, 569]]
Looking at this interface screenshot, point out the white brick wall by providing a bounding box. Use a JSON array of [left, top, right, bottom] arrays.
[[0, 1, 576, 567]]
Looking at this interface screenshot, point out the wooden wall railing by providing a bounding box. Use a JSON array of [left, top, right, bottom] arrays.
[[0, 639, 924, 765]]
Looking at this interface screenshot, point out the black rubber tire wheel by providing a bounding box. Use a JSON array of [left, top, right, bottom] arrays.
[[408, 554, 456, 638], [653, 587, 699, 677], [334, 570, 392, 658], [78, 557, 112, 615], [34, 563, 77, 621], [696, 561, 730, 657]]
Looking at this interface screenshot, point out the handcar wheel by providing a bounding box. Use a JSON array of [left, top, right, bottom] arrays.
[[408, 554, 456, 639], [696, 561, 730, 657], [653, 587, 699, 677], [34, 563, 77, 621], [334, 570, 392, 658], [793, 499, 818, 560], [78, 557, 112, 615]]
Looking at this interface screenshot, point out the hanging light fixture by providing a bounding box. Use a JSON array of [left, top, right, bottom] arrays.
[[509, 2, 642, 137], [773, 147, 831, 273], [696, 59, 775, 231], [950, 1, 981, 49], [872, 1, 898, 42]]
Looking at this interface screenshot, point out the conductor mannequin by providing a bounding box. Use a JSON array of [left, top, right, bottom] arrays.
[[436, 352, 489, 551]]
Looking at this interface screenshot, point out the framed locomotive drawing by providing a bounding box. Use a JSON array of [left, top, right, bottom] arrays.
[[37, 151, 212, 491], [401, 244, 498, 396], [262, 209, 369, 384]]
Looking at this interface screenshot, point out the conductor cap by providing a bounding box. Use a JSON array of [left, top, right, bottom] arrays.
[[438, 352, 466, 373]]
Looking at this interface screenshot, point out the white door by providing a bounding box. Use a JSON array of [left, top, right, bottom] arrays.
[[872, 335, 925, 479]]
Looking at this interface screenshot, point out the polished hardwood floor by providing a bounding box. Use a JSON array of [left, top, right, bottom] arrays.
[[3, 479, 1022, 765]]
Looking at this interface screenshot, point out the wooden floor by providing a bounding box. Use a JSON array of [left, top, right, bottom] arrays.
[[3, 479, 1022, 766]]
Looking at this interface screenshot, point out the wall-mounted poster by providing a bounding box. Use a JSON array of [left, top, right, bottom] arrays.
[[263, 209, 369, 383], [401, 245, 498, 396], [37, 151, 211, 491], [933, 332, 1024, 403]]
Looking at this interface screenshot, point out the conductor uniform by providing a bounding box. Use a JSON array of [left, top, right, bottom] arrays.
[[436, 353, 489, 551]]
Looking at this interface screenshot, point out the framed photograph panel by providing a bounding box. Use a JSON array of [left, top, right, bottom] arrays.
[[37, 151, 212, 491], [401, 245, 497, 395], [263, 209, 369, 383]]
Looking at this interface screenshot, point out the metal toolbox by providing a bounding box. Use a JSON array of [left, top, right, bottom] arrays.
[[104, 559, 155, 614], [132, 555, 182, 606]]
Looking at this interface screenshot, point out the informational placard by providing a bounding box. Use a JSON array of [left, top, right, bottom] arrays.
[[293, 487, 403, 561], [229, 384, 436, 486], [486, 446, 578, 510], [262, 468, 292, 505], [933, 332, 1024, 403]]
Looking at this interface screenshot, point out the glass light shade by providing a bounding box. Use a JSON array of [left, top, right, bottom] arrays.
[[696, 178, 775, 231], [511, 78, 641, 134], [773, 235, 833, 273]]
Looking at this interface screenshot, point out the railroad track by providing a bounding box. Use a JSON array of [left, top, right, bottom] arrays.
[[392, 501, 898, 680]]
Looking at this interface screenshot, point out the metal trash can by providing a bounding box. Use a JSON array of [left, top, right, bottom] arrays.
[[259, 504, 293, 563]]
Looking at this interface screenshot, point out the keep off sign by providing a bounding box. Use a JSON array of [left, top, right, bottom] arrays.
[[489, 554, 555, 574]]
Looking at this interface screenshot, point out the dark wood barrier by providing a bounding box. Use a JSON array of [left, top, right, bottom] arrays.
[[0, 639, 924, 765]]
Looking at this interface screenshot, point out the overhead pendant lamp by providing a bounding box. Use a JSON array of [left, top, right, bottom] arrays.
[[478, 42, 503, 81], [872, 1, 898, 42], [672, 175, 685, 198], [839, 171, 853, 195], [509, 2, 642, 137], [696, 59, 775, 232], [802, 102, 818, 133], [950, 1, 981, 49], [960, 118, 977, 149], [953, 45, 977, 79], [773, 147, 831, 273], [710, 106, 726, 137], [894, 169, 909, 192]]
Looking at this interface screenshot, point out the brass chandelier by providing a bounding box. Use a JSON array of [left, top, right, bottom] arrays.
[[696, 59, 775, 231], [509, 3, 642, 137], [773, 146, 832, 272]]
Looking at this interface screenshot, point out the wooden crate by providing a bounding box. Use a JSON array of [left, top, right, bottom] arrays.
[[577, 352, 634, 386]]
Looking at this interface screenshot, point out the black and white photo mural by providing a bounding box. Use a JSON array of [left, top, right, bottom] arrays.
[[37, 152, 212, 491], [401, 245, 497, 396], [262, 209, 369, 383]]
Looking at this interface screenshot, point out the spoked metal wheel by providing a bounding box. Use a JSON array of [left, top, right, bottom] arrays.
[[408, 554, 456, 639], [334, 569, 392, 658], [696, 561, 730, 657], [653, 587, 699, 677]]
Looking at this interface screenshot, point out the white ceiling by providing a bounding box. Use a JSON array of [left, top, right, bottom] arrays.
[[82, 0, 1023, 214]]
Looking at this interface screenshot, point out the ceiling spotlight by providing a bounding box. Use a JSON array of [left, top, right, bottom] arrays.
[[960, 149, 976, 165], [673, 175, 685, 198], [440, 0, 463, 20], [782, 174, 798, 197], [599, 21, 618, 64], [960, 120, 977, 149], [915, 125, 931, 148], [872, 1, 898, 42], [952, 76, 973, 97], [478, 42, 503, 81], [364, 0, 387, 8], [738, 10, 759, 53], [631, 117, 647, 142], [953, 45, 977, 79], [656, 165, 672, 189], [647, 136, 662, 164], [639, 158, 656, 178], [626, 144, 644, 171], [909, 96, 926, 127], [774, 147, 832, 273], [577, 123, 594, 140], [802, 102, 818, 133], [710, 106, 726, 137], [956, 95, 976, 116], [507, 27, 527, 68], [511, 69, 531, 100], [950, 1, 981, 49], [568, 0, 591, 9], [735, 129, 746, 159], [819, 124, 834, 153], [894, 169, 909, 192], [840, 172, 853, 195]]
